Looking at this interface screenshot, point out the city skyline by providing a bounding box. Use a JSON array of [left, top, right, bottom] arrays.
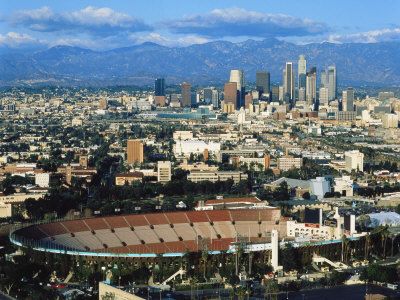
[[1, 1, 400, 51]]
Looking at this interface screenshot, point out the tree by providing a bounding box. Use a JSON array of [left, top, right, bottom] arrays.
[[360, 264, 398, 283], [281, 244, 297, 271], [202, 251, 208, 280], [273, 182, 290, 201], [329, 270, 349, 286], [256, 188, 274, 202], [236, 180, 251, 195], [358, 215, 371, 231], [264, 280, 279, 300]]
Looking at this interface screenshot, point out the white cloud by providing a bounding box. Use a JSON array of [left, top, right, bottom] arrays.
[[164, 7, 328, 38], [0, 32, 43, 48], [328, 28, 400, 43], [10, 6, 151, 35], [129, 33, 210, 47]]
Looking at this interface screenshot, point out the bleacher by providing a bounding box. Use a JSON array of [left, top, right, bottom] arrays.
[[13, 208, 285, 255]]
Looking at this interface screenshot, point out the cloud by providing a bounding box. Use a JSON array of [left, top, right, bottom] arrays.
[[10, 6, 151, 36], [129, 33, 209, 47], [163, 7, 328, 38], [328, 28, 400, 43], [0, 32, 43, 48]]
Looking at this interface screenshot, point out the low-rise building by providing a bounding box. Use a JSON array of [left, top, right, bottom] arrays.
[[35, 173, 50, 188], [333, 176, 353, 197], [187, 171, 248, 184], [239, 156, 270, 171], [115, 172, 144, 185], [277, 156, 303, 171], [287, 220, 333, 240], [0, 202, 12, 218], [310, 177, 331, 199], [157, 161, 171, 184]]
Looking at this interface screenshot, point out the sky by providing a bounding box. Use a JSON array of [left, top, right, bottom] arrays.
[[1, 0, 400, 51]]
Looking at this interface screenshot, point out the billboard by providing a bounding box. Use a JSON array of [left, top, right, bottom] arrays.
[[304, 208, 322, 224]]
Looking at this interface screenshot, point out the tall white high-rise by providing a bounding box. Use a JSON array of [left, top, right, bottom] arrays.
[[327, 66, 337, 100], [271, 230, 279, 271], [306, 71, 317, 105], [342, 87, 354, 111], [319, 87, 329, 104], [211, 90, 219, 109], [345, 150, 364, 172], [283, 62, 295, 104], [298, 54, 307, 89], [229, 70, 245, 108], [321, 70, 327, 88], [157, 161, 172, 183]]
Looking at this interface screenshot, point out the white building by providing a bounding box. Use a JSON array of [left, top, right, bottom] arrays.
[[237, 108, 246, 125], [277, 157, 303, 171], [239, 156, 268, 171], [0, 202, 12, 218], [382, 113, 399, 128], [35, 173, 50, 188], [174, 140, 220, 156], [310, 177, 331, 199], [287, 220, 333, 240], [173, 131, 194, 141], [307, 126, 322, 135], [362, 110, 370, 122], [71, 118, 83, 126], [344, 150, 364, 172], [157, 161, 171, 184], [319, 87, 329, 104], [333, 175, 353, 197], [187, 171, 248, 184]]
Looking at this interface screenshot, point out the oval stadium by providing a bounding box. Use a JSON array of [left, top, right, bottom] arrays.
[[10, 208, 287, 257]]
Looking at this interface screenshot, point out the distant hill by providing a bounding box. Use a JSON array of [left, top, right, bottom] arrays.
[[0, 38, 400, 87]]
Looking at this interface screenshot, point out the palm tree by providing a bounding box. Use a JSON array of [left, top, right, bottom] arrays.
[[380, 228, 389, 259], [391, 234, 395, 257], [190, 276, 199, 300], [235, 286, 246, 300], [202, 251, 208, 280], [365, 234, 370, 260], [383, 232, 389, 259], [248, 252, 254, 276]]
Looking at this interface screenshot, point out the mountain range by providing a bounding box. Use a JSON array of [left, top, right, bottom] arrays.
[[1, 38, 400, 87]]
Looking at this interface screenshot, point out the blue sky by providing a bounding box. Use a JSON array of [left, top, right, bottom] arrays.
[[1, 0, 400, 50]]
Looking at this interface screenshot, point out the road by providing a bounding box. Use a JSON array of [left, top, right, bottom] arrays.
[[175, 284, 400, 300]]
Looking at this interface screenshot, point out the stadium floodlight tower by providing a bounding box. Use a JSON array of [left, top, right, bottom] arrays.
[[271, 229, 279, 271]]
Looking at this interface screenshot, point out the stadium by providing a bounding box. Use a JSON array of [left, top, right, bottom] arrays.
[[9, 208, 287, 258]]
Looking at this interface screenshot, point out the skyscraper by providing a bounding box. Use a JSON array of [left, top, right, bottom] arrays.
[[327, 66, 337, 101], [271, 86, 280, 102], [224, 82, 238, 107], [229, 70, 245, 109], [298, 55, 307, 90], [342, 87, 354, 111], [306, 67, 317, 105], [155, 78, 165, 96], [127, 140, 143, 164], [245, 94, 253, 109], [321, 66, 337, 101], [321, 70, 327, 88], [283, 62, 295, 105], [319, 87, 329, 104], [256, 71, 270, 97], [212, 90, 219, 109], [203, 88, 213, 104], [157, 161, 171, 183], [181, 82, 191, 107]]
